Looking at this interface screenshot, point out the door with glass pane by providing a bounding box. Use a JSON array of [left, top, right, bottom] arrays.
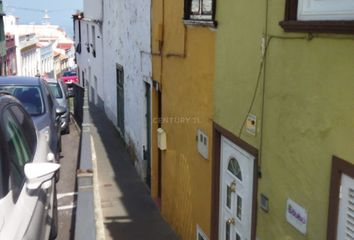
[[219, 136, 254, 240]]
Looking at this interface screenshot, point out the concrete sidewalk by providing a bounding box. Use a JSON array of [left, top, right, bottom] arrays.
[[89, 104, 179, 240]]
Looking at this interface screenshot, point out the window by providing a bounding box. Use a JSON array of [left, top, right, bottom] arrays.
[[45, 85, 54, 113], [91, 26, 96, 58], [2, 108, 32, 200], [227, 157, 242, 181], [184, 0, 216, 27], [298, 0, 354, 21], [86, 24, 90, 53], [10, 106, 36, 155], [116, 64, 125, 134], [76, 17, 82, 54], [0, 86, 44, 116], [280, 0, 354, 33]]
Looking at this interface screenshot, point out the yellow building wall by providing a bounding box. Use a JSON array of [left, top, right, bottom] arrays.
[[151, 0, 215, 239]]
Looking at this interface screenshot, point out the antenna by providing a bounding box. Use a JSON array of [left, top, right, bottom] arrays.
[[42, 9, 50, 25]]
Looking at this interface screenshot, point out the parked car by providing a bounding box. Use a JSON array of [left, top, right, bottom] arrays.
[[47, 78, 73, 134], [60, 70, 78, 85], [0, 92, 60, 240], [0, 76, 66, 159]]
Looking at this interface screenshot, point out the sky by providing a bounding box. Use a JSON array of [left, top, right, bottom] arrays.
[[3, 0, 83, 38]]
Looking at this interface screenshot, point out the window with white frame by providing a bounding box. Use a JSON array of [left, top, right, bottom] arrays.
[[280, 0, 354, 33], [297, 0, 354, 20], [184, 0, 216, 26]]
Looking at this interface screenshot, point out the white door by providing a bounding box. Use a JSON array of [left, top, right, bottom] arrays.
[[219, 136, 255, 240], [337, 174, 354, 240]]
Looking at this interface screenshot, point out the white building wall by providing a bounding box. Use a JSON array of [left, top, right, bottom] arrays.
[[84, 0, 102, 21], [20, 47, 40, 77], [5, 15, 74, 78], [102, 0, 152, 177], [76, 1, 104, 106], [76, 0, 152, 179]]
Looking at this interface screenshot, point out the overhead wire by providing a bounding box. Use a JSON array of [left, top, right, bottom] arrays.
[[237, 0, 354, 176]]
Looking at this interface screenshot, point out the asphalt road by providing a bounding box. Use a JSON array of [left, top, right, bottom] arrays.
[[56, 120, 80, 240]]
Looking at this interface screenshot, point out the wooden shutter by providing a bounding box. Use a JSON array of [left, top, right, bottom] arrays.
[[337, 174, 354, 240]]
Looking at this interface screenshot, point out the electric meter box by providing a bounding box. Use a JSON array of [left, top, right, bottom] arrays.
[[157, 128, 167, 150]]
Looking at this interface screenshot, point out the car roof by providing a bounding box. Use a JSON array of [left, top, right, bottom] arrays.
[[0, 76, 41, 86]]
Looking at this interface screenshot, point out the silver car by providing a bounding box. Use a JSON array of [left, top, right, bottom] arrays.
[[0, 77, 66, 159], [0, 93, 59, 240], [46, 78, 71, 134]]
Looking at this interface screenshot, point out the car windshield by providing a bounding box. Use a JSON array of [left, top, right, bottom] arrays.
[[0, 85, 44, 116], [48, 83, 63, 99], [63, 71, 76, 77]]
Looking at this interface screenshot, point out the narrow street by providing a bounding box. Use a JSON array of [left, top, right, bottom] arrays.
[[1, 0, 353, 239]]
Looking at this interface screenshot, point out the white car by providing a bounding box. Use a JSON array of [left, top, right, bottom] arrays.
[[0, 93, 60, 240]]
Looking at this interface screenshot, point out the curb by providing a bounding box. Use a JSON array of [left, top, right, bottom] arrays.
[[90, 136, 106, 240], [74, 87, 96, 240]]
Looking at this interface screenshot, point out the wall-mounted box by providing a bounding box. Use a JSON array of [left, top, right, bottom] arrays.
[[197, 129, 208, 159], [157, 128, 167, 150], [260, 193, 269, 212], [246, 114, 257, 136]]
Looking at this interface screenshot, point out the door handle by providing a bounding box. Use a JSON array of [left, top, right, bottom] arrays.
[[227, 218, 235, 225]]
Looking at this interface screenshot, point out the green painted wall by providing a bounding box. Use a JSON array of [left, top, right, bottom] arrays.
[[214, 0, 354, 239]]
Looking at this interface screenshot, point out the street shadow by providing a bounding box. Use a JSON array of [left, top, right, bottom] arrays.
[[88, 102, 180, 240]]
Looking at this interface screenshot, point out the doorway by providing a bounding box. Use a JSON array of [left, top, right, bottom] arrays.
[[144, 82, 151, 188], [219, 136, 255, 240], [116, 64, 124, 135], [211, 123, 258, 240]]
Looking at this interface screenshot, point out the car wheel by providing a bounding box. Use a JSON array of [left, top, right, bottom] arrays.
[[49, 185, 58, 240]]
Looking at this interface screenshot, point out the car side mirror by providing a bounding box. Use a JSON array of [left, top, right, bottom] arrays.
[[24, 162, 60, 190], [56, 106, 67, 116]]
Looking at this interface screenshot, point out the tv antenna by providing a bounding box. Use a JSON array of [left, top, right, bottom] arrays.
[[5, 6, 68, 25]]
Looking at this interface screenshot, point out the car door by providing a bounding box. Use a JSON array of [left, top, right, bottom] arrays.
[[0, 103, 50, 240]]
